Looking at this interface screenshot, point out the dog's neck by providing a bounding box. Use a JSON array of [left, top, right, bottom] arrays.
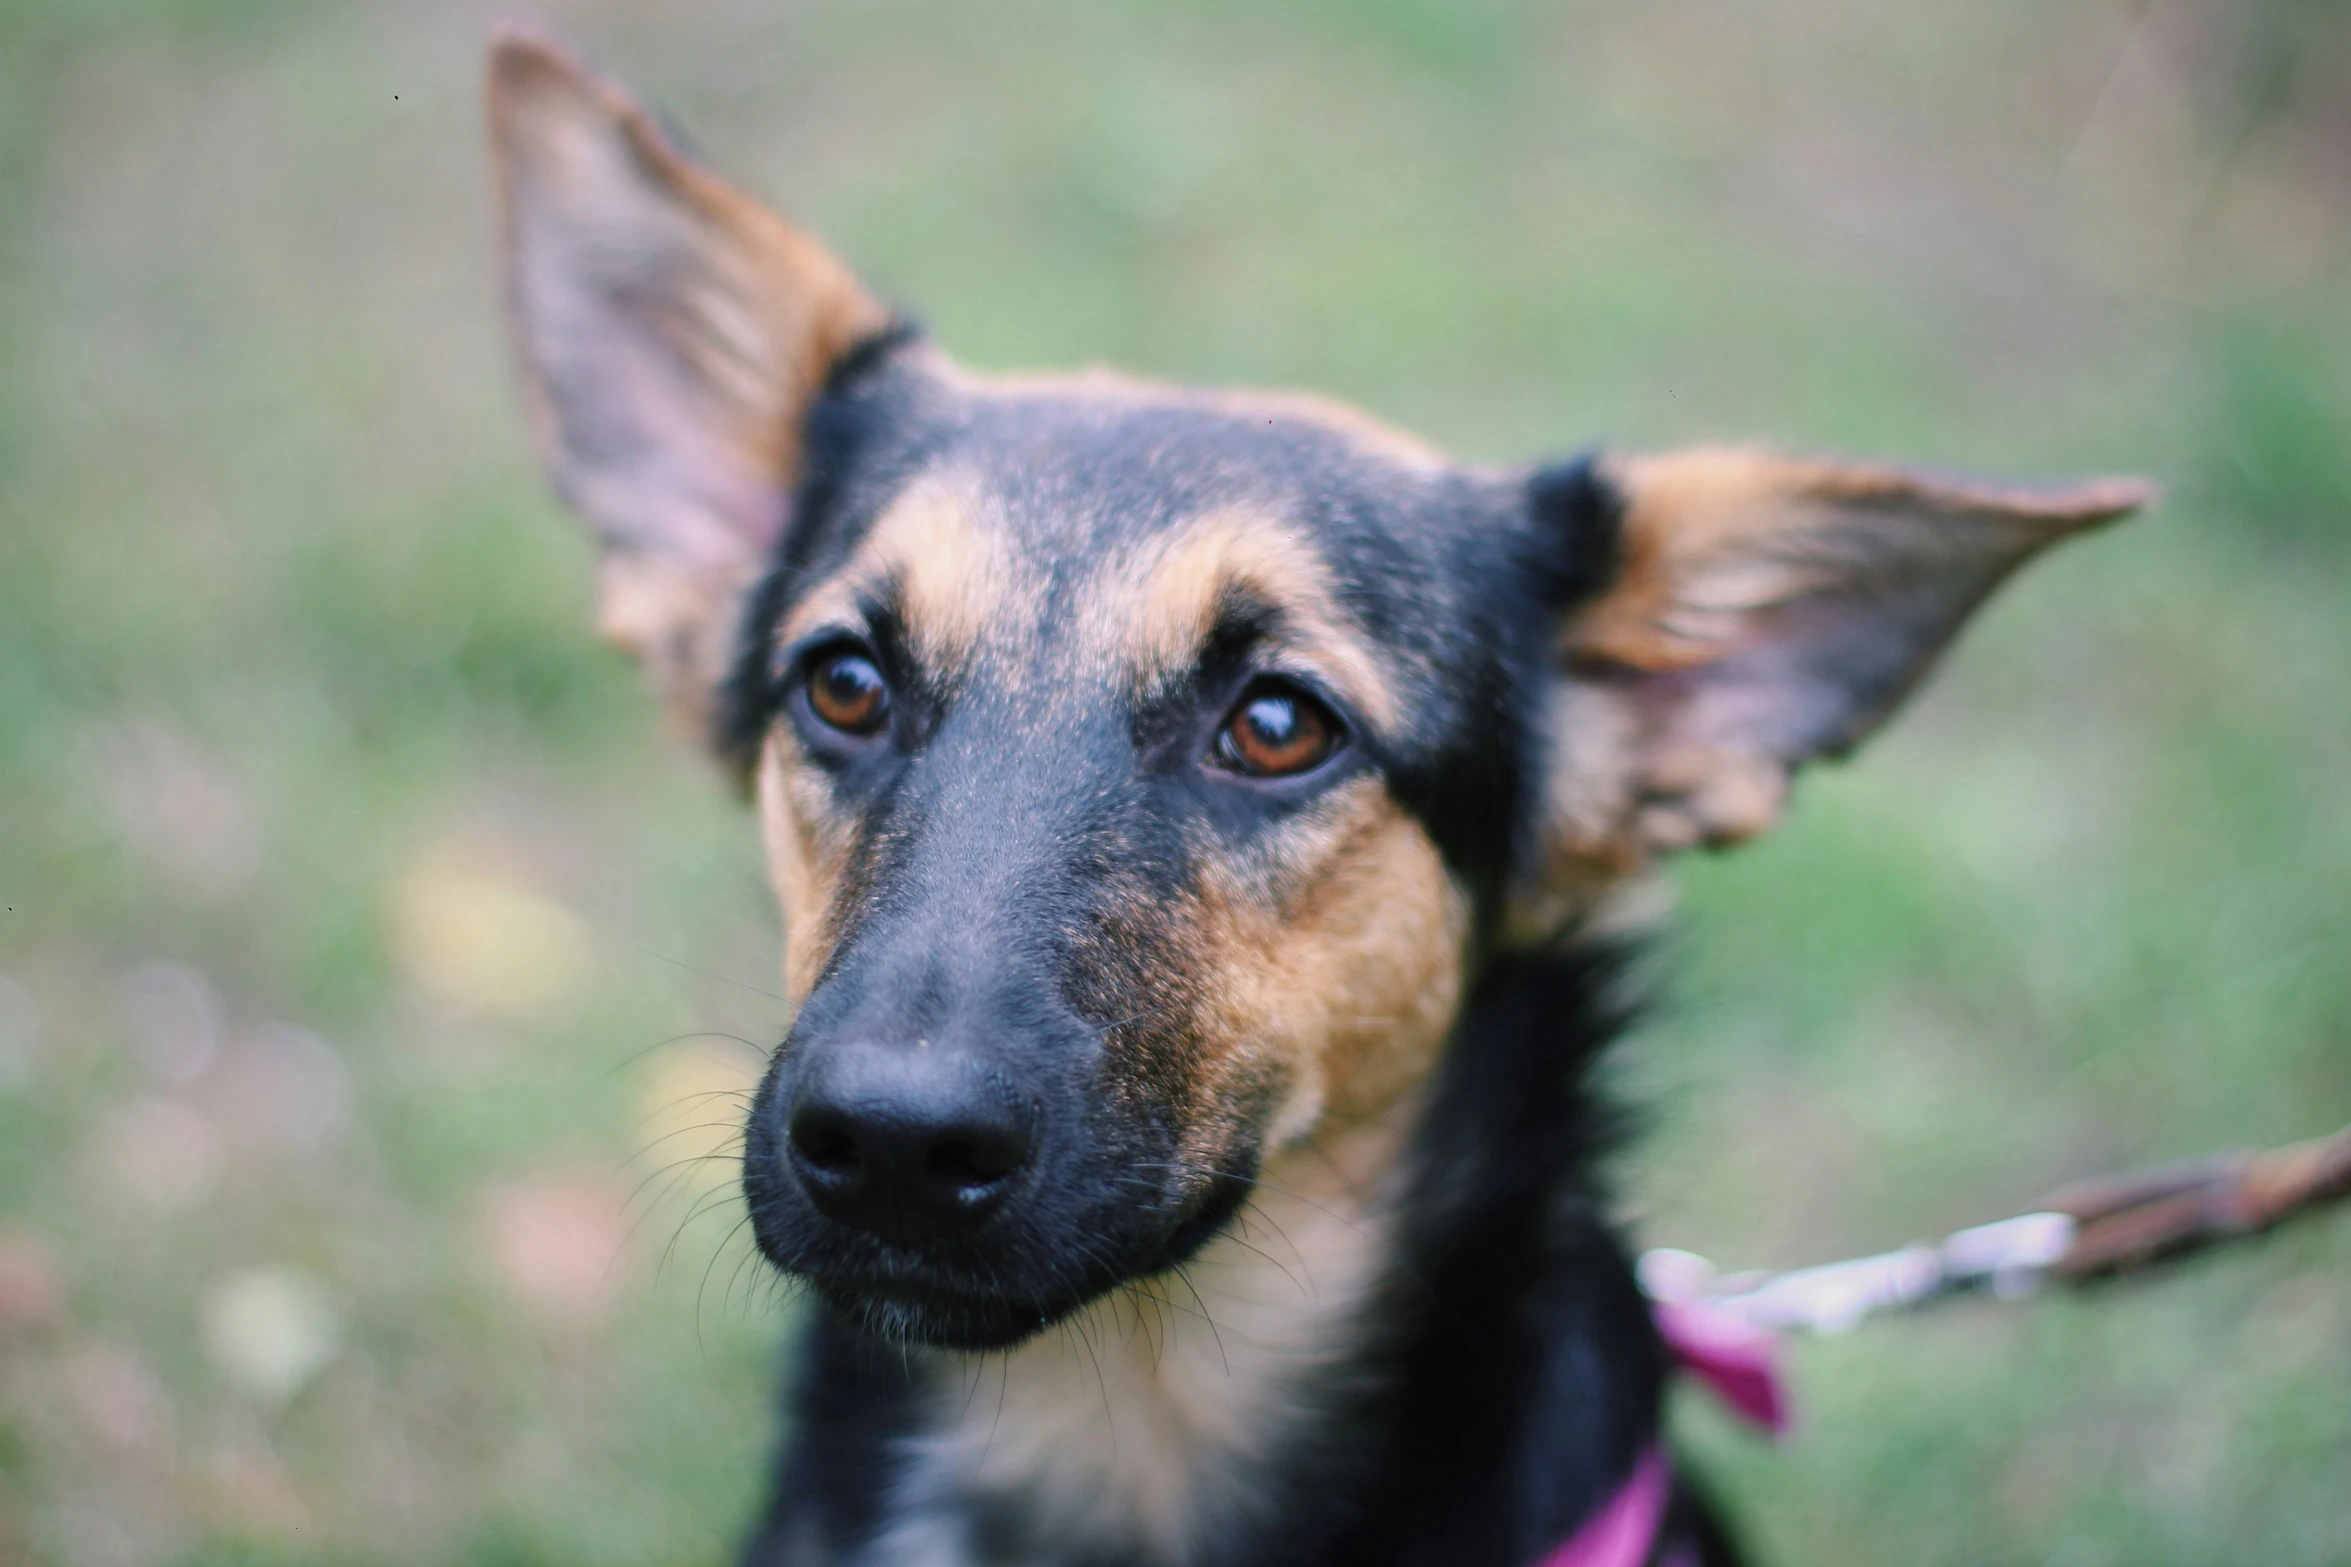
[[874, 1111, 1413, 1566]]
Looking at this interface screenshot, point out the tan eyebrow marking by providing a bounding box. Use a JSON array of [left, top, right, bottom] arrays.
[[1086, 507, 1401, 734], [774, 470, 1039, 675]]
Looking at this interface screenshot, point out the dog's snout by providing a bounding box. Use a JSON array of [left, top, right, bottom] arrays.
[[784, 1048, 1035, 1245]]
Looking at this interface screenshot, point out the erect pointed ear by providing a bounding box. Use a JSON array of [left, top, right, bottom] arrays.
[[487, 28, 892, 733], [1527, 447, 2152, 905]]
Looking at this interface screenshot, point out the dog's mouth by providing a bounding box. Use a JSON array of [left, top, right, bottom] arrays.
[[776, 1169, 1259, 1352]]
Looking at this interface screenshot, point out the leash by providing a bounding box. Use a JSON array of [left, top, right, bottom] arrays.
[[1537, 1121, 2351, 1567], [1640, 1118, 2351, 1336]]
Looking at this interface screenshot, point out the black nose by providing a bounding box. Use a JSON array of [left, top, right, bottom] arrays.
[[784, 1049, 1035, 1244]]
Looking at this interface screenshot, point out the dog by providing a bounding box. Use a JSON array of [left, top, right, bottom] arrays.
[[486, 30, 2148, 1567]]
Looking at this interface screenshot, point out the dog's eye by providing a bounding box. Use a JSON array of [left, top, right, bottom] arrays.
[[806, 648, 891, 736], [1212, 683, 1339, 778]]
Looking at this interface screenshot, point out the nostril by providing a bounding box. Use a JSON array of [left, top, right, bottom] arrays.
[[788, 1109, 864, 1185], [783, 1059, 1035, 1240], [923, 1134, 1025, 1196]]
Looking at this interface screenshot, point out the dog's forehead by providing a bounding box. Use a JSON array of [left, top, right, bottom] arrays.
[[778, 374, 1469, 726]]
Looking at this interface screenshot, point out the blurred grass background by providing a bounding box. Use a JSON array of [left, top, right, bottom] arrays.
[[0, 0, 2345, 1562]]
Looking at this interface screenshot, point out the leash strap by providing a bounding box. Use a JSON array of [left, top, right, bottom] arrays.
[[2045, 1121, 2351, 1280], [1640, 1119, 2351, 1337]]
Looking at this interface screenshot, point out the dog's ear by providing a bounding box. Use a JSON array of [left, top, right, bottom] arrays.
[[487, 28, 891, 732], [1526, 446, 2151, 904]]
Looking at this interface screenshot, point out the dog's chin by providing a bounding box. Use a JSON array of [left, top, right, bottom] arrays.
[[797, 1206, 1254, 1352], [814, 1279, 1083, 1351]]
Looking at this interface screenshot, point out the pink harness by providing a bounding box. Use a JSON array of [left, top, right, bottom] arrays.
[[1533, 1302, 1786, 1567]]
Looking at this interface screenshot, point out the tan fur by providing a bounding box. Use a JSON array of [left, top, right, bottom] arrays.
[[1085, 507, 1402, 733], [758, 731, 856, 1004], [1180, 778, 1468, 1155], [888, 480, 1034, 675], [774, 472, 1035, 682], [879, 1109, 1412, 1565]]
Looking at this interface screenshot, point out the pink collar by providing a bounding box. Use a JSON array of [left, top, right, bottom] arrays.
[[1534, 1442, 1685, 1567], [1533, 1301, 1787, 1567]]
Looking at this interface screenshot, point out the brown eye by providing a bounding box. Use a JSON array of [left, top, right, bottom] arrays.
[[1214, 685, 1339, 778], [807, 649, 890, 735]]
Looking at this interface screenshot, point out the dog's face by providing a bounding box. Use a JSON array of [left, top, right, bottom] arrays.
[[488, 32, 2147, 1350], [720, 366, 1551, 1345]]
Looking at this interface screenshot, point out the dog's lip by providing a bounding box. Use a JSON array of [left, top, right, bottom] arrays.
[[753, 1162, 1251, 1341], [785, 1201, 1223, 1310], [766, 1168, 1246, 1283]]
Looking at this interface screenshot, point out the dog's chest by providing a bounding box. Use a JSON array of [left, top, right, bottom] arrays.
[[867, 1149, 1398, 1567]]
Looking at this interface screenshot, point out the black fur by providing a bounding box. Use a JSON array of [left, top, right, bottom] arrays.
[[1523, 453, 1625, 615]]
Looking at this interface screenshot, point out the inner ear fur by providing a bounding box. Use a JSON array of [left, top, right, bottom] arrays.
[[1531, 445, 2151, 901], [487, 27, 891, 734]]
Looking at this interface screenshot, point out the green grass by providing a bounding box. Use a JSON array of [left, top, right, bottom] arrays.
[[1, 1, 2345, 1562]]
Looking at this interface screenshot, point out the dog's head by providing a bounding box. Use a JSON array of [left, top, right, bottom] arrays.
[[489, 33, 2148, 1349]]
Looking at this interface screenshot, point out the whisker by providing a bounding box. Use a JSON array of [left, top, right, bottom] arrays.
[[724, 1224, 776, 1318], [626, 1087, 755, 1136], [619, 1136, 745, 1210], [696, 1211, 758, 1350], [606, 1028, 774, 1078], [614, 1144, 746, 1259], [1070, 1299, 1117, 1463], [623, 1119, 753, 1167], [1166, 1262, 1228, 1376], [659, 1185, 748, 1288], [631, 948, 797, 1011]]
